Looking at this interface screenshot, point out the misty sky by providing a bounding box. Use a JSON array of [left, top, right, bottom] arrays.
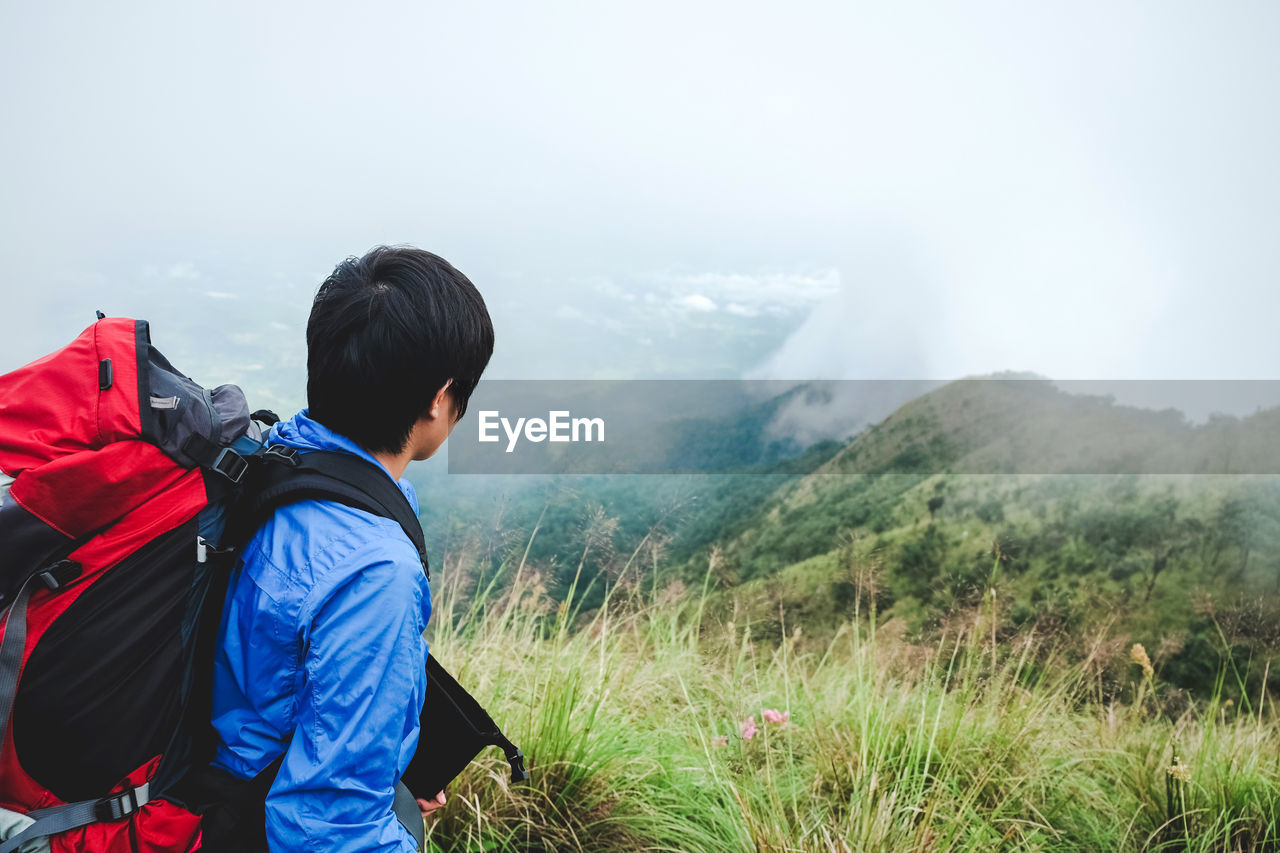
[[3, 1, 1279, 411]]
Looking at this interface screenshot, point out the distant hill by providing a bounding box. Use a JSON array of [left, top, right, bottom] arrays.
[[658, 377, 1280, 580], [818, 377, 1280, 476]]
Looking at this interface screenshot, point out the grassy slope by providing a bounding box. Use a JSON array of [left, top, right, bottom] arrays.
[[424, 553, 1280, 853]]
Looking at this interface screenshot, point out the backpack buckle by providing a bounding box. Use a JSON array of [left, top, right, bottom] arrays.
[[506, 746, 530, 783], [93, 783, 145, 822], [261, 444, 299, 466], [210, 448, 249, 483], [37, 560, 81, 591]]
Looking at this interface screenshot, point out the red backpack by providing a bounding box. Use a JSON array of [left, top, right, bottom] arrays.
[[0, 316, 269, 852]]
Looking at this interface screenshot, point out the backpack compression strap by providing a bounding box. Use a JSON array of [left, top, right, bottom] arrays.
[[0, 783, 150, 853], [0, 562, 81, 762]]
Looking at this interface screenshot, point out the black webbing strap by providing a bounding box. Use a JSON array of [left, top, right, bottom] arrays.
[[181, 433, 250, 484], [392, 781, 425, 852], [0, 561, 80, 757], [238, 450, 428, 577], [0, 783, 151, 853], [0, 562, 127, 853], [0, 575, 38, 757]]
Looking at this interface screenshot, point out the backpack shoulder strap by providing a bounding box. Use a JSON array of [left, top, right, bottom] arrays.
[[236, 449, 429, 577]]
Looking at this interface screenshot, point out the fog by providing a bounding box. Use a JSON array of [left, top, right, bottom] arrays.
[[3, 1, 1277, 419]]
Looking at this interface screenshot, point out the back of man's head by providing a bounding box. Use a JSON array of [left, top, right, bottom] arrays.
[[306, 245, 494, 455]]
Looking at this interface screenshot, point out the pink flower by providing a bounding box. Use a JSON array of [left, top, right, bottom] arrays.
[[711, 735, 729, 747], [740, 716, 758, 740], [762, 708, 790, 727]]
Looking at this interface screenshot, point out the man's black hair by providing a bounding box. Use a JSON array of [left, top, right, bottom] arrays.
[[306, 245, 494, 455]]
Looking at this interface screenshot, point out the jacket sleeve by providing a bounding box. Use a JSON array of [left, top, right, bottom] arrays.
[[263, 538, 428, 852]]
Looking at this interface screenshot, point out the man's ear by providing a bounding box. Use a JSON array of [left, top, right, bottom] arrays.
[[428, 378, 454, 421]]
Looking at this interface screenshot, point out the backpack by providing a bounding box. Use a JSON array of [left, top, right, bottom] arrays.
[[0, 317, 526, 853]]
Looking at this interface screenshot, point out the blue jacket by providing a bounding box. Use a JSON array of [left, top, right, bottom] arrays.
[[211, 410, 430, 852]]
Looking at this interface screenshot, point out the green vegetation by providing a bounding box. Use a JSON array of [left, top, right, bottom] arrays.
[[708, 473, 1280, 701], [425, 547, 1280, 852]]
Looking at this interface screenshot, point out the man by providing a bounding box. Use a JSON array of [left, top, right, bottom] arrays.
[[208, 246, 494, 851]]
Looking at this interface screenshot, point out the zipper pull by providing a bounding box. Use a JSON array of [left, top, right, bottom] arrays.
[[197, 536, 208, 563]]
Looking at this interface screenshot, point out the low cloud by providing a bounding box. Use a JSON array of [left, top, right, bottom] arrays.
[[643, 268, 840, 318], [672, 293, 716, 312]]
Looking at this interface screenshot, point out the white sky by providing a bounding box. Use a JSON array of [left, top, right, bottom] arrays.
[[2, 1, 1278, 391]]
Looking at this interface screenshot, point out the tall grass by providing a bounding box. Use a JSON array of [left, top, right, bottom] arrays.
[[423, 545, 1280, 852]]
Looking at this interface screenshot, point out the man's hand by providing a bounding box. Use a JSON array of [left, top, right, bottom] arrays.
[[417, 791, 447, 817]]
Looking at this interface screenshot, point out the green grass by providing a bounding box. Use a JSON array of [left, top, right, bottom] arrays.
[[423, 547, 1280, 853]]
